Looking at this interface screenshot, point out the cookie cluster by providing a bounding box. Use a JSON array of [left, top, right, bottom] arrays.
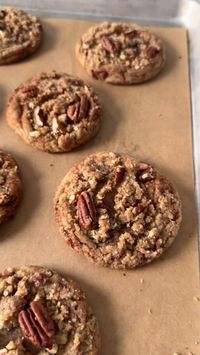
[[0, 6, 182, 355]]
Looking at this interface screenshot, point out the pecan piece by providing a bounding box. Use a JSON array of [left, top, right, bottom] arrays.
[[67, 101, 80, 121], [124, 29, 138, 39], [91, 70, 108, 81], [21, 85, 38, 98], [52, 117, 66, 134], [77, 191, 96, 230], [0, 175, 5, 185], [146, 46, 160, 58], [114, 167, 125, 184], [100, 36, 120, 53], [132, 201, 150, 216], [18, 301, 55, 349], [137, 167, 154, 182], [34, 107, 47, 127]]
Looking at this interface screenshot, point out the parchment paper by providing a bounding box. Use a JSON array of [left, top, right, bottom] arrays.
[[0, 19, 199, 355]]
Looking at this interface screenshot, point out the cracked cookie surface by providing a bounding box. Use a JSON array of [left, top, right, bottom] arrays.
[[7, 72, 102, 153], [76, 22, 166, 84], [55, 152, 182, 269], [0, 150, 22, 225], [0, 7, 42, 64], [0, 266, 100, 355]]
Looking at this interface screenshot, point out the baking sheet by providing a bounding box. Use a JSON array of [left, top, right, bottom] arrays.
[[0, 19, 199, 355]]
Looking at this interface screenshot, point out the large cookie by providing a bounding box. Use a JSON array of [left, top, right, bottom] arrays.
[[0, 265, 100, 354], [0, 7, 42, 64], [0, 149, 22, 225], [76, 22, 166, 84], [54, 152, 182, 269], [7, 72, 102, 153]]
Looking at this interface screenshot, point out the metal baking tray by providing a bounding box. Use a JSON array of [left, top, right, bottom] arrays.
[[1, 0, 200, 257]]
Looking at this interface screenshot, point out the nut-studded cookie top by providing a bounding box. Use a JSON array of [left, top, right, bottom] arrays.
[[0, 7, 42, 64], [76, 22, 166, 84], [55, 152, 182, 269], [7, 72, 102, 153], [0, 150, 22, 225], [0, 266, 100, 354]]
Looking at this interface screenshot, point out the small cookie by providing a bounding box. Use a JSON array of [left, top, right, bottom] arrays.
[[55, 152, 182, 269], [0, 7, 42, 64], [7, 72, 102, 153], [0, 150, 22, 225], [76, 22, 166, 84], [0, 265, 100, 354]]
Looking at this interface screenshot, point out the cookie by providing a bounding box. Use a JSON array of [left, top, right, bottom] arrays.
[[0, 265, 100, 354], [0, 7, 42, 64], [54, 152, 182, 269], [0, 150, 22, 225], [76, 22, 166, 84], [7, 72, 102, 153]]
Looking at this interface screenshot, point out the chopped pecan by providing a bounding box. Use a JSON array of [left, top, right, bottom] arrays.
[[18, 301, 55, 349], [124, 29, 138, 39], [137, 167, 154, 182], [30, 274, 49, 286], [100, 36, 120, 53], [146, 46, 160, 58], [114, 167, 125, 184], [0, 175, 5, 185], [91, 70, 108, 80], [52, 117, 66, 134], [77, 191, 96, 230], [34, 107, 47, 127], [132, 202, 148, 215], [21, 85, 38, 98]]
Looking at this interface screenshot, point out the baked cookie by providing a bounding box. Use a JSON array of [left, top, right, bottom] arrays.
[[0, 149, 22, 225], [55, 152, 182, 269], [7, 72, 102, 153], [0, 265, 100, 354], [0, 7, 42, 65], [76, 22, 166, 84]]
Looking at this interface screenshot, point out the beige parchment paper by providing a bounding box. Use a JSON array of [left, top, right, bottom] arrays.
[[0, 19, 199, 355]]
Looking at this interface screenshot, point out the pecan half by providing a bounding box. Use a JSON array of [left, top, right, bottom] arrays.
[[18, 301, 55, 349], [100, 36, 120, 53], [79, 94, 90, 119], [137, 167, 154, 182], [146, 46, 160, 58], [21, 85, 38, 98], [114, 167, 125, 184], [67, 95, 89, 121], [77, 191, 96, 230]]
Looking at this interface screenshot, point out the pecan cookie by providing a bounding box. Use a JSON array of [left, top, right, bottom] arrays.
[[7, 72, 102, 153], [0, 266, 100, 354], [54, 152, 182, 269], [0, 7, 42, 64], [0, 150, 22, 225], [76, 22, 166, 84]]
